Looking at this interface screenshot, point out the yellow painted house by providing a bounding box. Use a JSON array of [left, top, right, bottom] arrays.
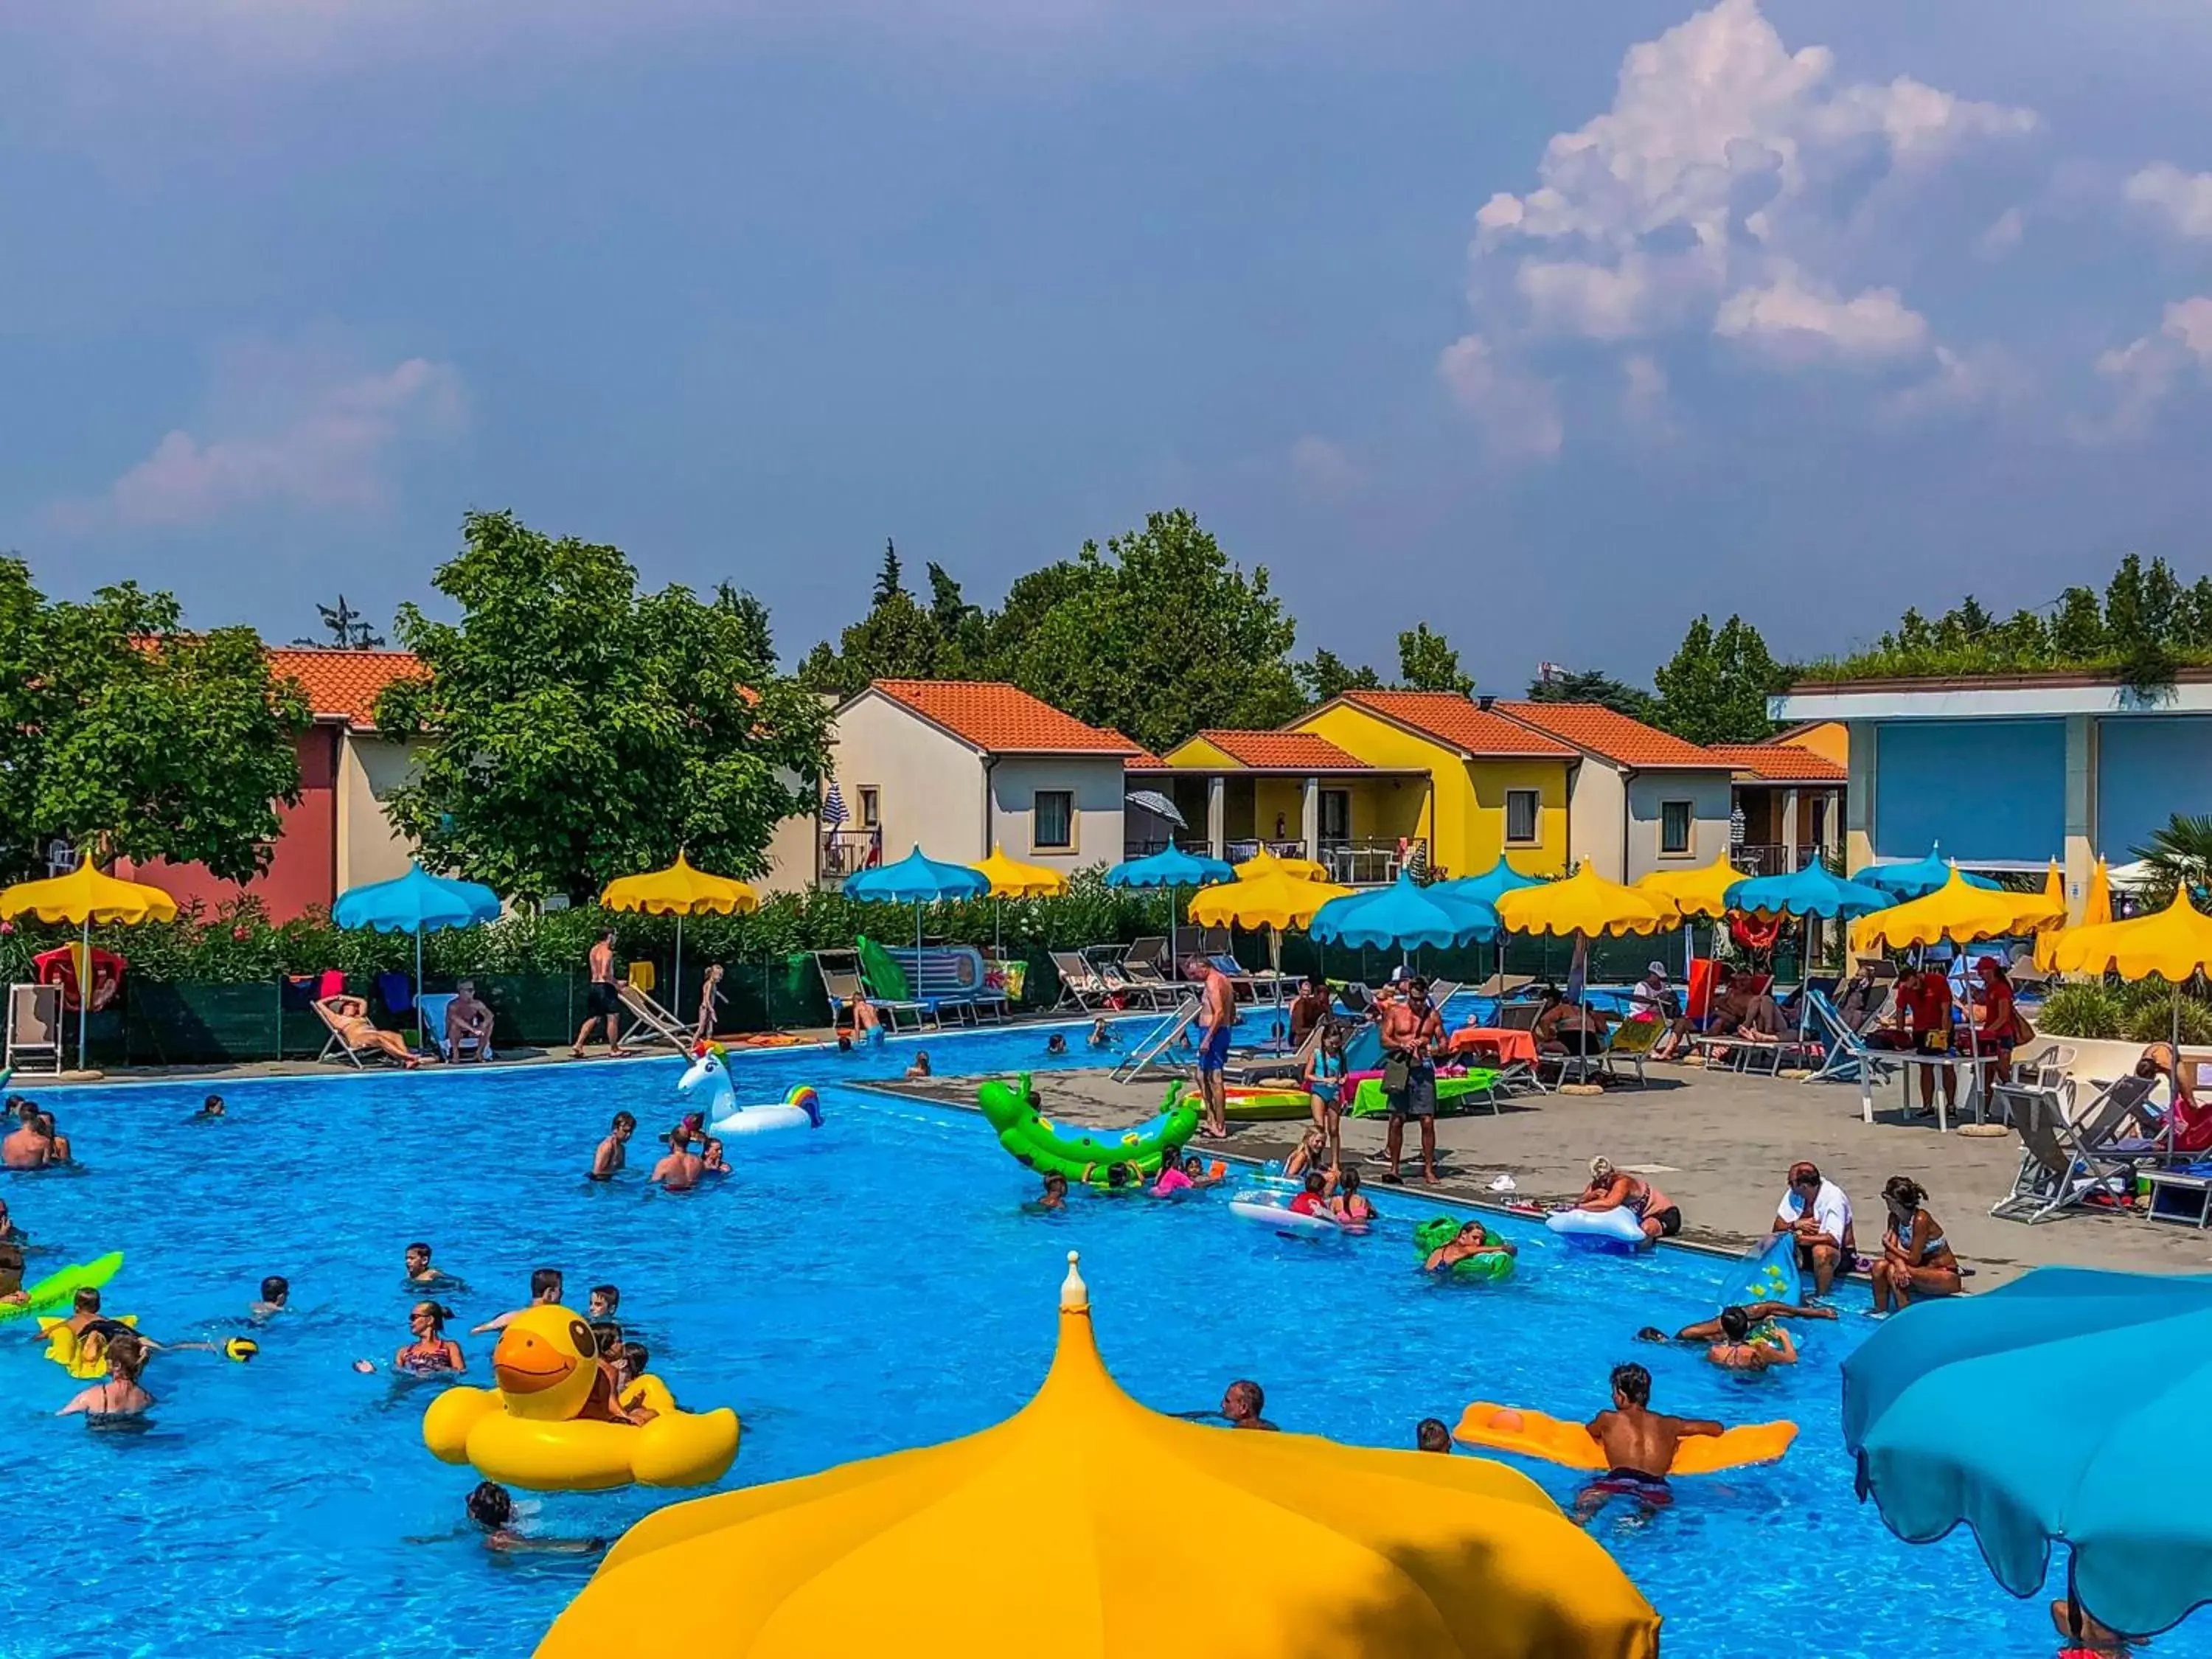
[[1287, 692, 1576, 881]]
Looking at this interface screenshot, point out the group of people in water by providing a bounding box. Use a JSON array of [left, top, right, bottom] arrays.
[[588, 1110, 728, 1191]]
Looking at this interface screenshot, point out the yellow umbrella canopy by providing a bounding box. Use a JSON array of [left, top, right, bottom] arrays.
[[1237, 846, 1331, 883], [1849, 867, 2023, 953], [599, 852, 759, 917], [1496, 865, 1674, 938], [1189, 869, 1350, 931], [535, 1254, 1659, 1659], [2048, 889, 2212, 981], [1633, 852, 1741, 919], [2083, 857, 2113, 929], [970, 845, 1069, 898], [0, 864, 180, 925]]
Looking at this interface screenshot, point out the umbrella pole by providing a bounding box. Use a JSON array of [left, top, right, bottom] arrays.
[[415, 926, 425, 1053], [674, 913, 684, 1023], [78, 914, 90, 1074]]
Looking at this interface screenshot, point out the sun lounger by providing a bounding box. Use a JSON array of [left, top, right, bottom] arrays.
[[1989, 1079, 2138, 1224], [616, 981, 691, 1050], [1600, 1017, 1664, 1086], [1225, 1019, 1324, 1086], [1464, 973, 1535, 1000], [5, 983, 64, 1075], [1051, 951, 1114, 1012], [886, 945, 1003, 1023], [312, 997, 406, 1068]]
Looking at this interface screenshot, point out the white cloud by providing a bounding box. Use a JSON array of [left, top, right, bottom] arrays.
[[1714, 265, 1930, 362], [1287, 435, 1360, 495], [2124, 161, 2212, 238], [1444, 0, 2036, 451], [1436, 335, 1562, 460], [1980, 206, 2025, 255], [49, 348, 462, 531], [1887, 344, 2028, 422], [2084, 296, 2212, 440]]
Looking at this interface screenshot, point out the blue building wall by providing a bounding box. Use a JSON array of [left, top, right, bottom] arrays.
[[1873, 718, 2066, 864]]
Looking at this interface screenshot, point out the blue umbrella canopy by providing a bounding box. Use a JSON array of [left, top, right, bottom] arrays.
[[1851, 846, 2001, 900], [843, 846, 992, 904], [1432, 858, 1545, 909], [332, 864, 501, 933], [1844, 1267, 2212, 1640], [1310, 874, 1498, 950], [1104, 844, 1234, 889], [1725, 863, 1892, 920]]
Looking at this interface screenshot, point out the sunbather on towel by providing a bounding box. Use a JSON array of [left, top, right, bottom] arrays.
[[319, 996, 423, 1068]]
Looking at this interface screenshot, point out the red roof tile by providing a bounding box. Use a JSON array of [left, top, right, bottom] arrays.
[[1194, 730, 1370, 771], [265, 648, 424, 730], [1491, 701, 1722, 768], [1704, 742, 1846, 782], [869, 681, 1142, 756], [1337, 691, 1577, 758]]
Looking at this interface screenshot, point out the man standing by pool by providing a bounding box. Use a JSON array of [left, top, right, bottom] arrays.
[[1381, 975, 1443, 1184], [1185, 955, 1236, 1140], [571, 931, 631, 1060]]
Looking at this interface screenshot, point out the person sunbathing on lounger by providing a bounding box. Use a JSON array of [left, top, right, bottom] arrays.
[[318, 996, 423, 1068]]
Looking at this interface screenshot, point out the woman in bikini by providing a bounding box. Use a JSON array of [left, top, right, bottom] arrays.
[[59, 1332, 155, 1422], [1869, 1176, 1961, 1312], [355, 1302, 466, 1374]]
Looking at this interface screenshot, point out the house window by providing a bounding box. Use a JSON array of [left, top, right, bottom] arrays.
[[1504, 789, 1540, 846], [1318, 790, 1351, 843], [1033, 790, 1075, 852], [1660, 800, 1694, 857], [857, 787, 880, 829]]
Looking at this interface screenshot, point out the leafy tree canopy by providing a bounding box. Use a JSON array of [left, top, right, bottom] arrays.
[[0, 560, 309, 883], [1651, 613, 1787, 745], [378, 511, 829, 900], [1295, 648, 1382, 706], [1524, 667, 1658, 722], [1395, 623, 1473, 695]]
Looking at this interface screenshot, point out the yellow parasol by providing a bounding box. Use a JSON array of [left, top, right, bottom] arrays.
[[1189, 869, 1350, 932], [1634, 852, 1741, 920], [599, 854, 759, 1016], [2048, 889, 2212, 981], [1237, 846, 1332, 883], [969, 845, 1068, 960], [1496, 865, 1673, 937], [2083, 858, 2113, 929], [0, 864, 180, 1072], [533, 1254, 1659, 1659], [1849, 867, 2022, 954]]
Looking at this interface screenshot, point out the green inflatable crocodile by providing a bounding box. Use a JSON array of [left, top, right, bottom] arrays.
[[976, 1073, 1200, 1183]]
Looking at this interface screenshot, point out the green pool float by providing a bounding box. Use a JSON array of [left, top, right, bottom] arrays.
[[977, 1074, 1199, 1184], [1413, 1217, 1515, 1283], [0, 1250, 123, 1322]]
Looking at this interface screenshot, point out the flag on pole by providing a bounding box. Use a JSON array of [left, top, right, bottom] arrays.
[[821, 779, 849, 827]]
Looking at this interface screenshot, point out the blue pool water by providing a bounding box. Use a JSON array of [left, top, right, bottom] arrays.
[[7, 1012, 2185, 1658]]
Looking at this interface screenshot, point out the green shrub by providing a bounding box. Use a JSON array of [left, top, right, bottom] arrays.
[[2037, 977, 2212, 1045]]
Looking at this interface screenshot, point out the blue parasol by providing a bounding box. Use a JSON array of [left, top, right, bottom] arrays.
[[1104, 844, 1234, 888], [844, 845, 992, 958], [1725, 863, 1892, 920], [1844, 1267, 2212, 1641], [1431, 857, 1545, 909], [1310, 873, 1498, 953], [1851, 845, 2001, 901], [332, 864, 501, 1048]]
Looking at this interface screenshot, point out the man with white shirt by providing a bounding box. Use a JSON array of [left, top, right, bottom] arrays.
[[1772, 1161, 1856, 1298]]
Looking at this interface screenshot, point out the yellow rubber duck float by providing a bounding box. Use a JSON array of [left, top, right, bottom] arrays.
[[41, 1315, 139, 1379], [422, 1304, 738, 1492]]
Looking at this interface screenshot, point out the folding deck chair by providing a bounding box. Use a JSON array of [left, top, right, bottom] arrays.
[[5, 984, 64, 1076], [1051, 951, 1113, 1013], [312, 996, 405, 1068], [1988, 1080, 2136, 1224], [616, 973, 692, 1051]]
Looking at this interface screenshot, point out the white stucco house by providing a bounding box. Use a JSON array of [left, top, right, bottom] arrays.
[[817, 680, 1144, 880], [1492, 700, 1735, 883]]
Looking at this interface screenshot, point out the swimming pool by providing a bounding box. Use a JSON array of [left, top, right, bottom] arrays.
[[7, 1014, 2181, 1658]]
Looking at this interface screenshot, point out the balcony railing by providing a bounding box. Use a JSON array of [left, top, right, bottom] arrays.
[[1116, 835, 1427, 886], [819, 827, 883, 886]]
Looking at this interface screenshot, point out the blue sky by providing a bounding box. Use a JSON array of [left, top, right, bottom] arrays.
[[7, 1, 2212, 686]]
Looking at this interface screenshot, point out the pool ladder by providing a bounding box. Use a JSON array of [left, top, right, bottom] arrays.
[[1110, 997, 1200, 1085]]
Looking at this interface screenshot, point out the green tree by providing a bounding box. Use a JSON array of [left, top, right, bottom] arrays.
[[378, 511, 829, 899], [1394, 623, 1473, 695], [2105, 553, 2181, 700], [1004, 509, 1300, 754], [1652, 613, 1785, 745], [2048, 585, 2107, 661], [0, 563, 310, 883], [1295, 648, 1382, 706], [872, 539, 905, 606], [1524, 667, 1656, 721]]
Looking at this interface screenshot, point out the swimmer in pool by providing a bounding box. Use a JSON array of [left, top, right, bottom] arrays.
[[1182, 1155, 1225, 1188], [1033, 1172, 1069, 1211], [2, 1103, 52, 1171], [1331, 1167, 1376, 1225], [1222, 1379, 1279, 1431], [590, 1113, 636, 1180], [466, 1481, 606, 1556], [1046, 1033, 1068, 1056], [356, 1301, 465, 1374], [1088, 1018, 1113, 1049], [650, 1128, 703, 1192], [1573, 1363, 1725, 1524], [58, 1332, 155, 1422], [905, 1051, 932, 1080], [0, 1196, 23, 1242], [587, 1284, 620, 1321], [471, 1268, 563, 1335], [194, 1095, 226, 1121], [1416, 1417, 1453, 1453], [1423, 1220, 1515, 1274], [1671, 1301, 1834, 1343], [700, 1137, 729, 1175], [1703, 1305, 1798, 1371], [252, 1276, 290, 1318], [403, 1242, 470, 1291]]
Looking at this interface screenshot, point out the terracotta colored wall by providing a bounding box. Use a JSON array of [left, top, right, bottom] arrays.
[[117, 728, 341, 922]]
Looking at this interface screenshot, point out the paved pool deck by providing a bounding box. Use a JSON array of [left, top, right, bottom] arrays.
[[880, 1060, 2212, 1287]]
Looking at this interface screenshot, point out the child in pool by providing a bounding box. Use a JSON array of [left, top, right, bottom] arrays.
[[1032, 1172, 1070, 1211], [1046, 1033, 1068, 1056], [467, 1481, 605, 1555]]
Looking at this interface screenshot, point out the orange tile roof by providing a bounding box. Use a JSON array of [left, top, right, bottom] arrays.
[[1338, 691, 1577, 758], [870, 680, 1142, 756], [1704, 742, 1846, 782], [1492, 701, 1722, 769], [265, 648, 424, 730], [1196, 730, 1370, 771]]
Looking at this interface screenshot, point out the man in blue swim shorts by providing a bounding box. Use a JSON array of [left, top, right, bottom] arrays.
[[1186, 955, 1237, 1139]]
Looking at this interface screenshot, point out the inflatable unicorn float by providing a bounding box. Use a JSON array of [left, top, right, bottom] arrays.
[[676, 1042, 824, 1140]]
